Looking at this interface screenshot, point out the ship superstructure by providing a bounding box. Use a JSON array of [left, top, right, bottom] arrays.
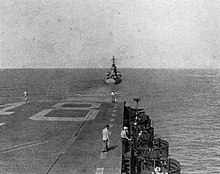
[[122, 98, 181, 174], [104, 55, 122, 84]]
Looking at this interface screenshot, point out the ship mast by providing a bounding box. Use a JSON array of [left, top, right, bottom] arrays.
[[111, 55, 117, 75], [111, 55, 116, 66]]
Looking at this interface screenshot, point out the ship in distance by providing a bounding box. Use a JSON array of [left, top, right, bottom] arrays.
[[104, 55, 122, 84]]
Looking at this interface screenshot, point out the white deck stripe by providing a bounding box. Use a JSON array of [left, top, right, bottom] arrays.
[[0, 123, 5, 126], [87, 110, 99, 120], [100, 152, 107, 159], [29, 108, 99, 122], [96, 168, 104, 174], [111, 114, 115, 117], [94, 103, 101, 108], [0, 140, 43, 151], [110, 118, 115, 122], [0, 102, 27, 115], [0, 103, 12, 107], [112, 110, 116, 113], [0, 140, 50, 154], [109, 124, 113, 128]]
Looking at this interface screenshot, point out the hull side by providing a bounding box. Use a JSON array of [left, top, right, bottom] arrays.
[[104, 76, 122, 84]]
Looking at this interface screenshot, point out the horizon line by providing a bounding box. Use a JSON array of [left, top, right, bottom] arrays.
[[1, 67, 219, 70]]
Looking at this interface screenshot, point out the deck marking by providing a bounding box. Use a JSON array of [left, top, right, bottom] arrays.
[[94, 103, 101, 108], [0, 140, 50, 154], [87, 109, 99, 120], [0, 103, 12, 108], [29, 109, 97, 121], [110, 118, 115, 122], [46, 153, 62, 174], [29, 102, 100, 121], [0, 102, 27, 115], [111, 113, 115, 117], [109, 124, 113, 128], [109, 131, 112, 135], [0, 123, 5, 126], [53, 102, 100, 110], [112, 110, 116, 113], [113, 106, 117, 109], [0, 140, 43, 151], [100, 152, 107, 159], [96, 167, 104, 174]]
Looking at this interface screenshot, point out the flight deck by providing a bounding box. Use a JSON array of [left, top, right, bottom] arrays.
[[0, 99, 123, 174]]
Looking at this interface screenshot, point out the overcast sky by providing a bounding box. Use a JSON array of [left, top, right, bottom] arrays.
[[1, 0, 220, 68]]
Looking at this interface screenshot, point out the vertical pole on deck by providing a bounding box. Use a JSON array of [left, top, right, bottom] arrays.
[[167, 157, 170, 170], [153, 158, 155, 168]]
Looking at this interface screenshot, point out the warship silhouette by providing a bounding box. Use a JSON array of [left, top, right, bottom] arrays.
[[104, 55, 122, 84]]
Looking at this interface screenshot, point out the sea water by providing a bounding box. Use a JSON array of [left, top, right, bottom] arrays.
[[1, 68, 220, 174]]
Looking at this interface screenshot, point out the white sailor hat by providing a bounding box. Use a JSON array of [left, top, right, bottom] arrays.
[[123, 126, 128, 130]]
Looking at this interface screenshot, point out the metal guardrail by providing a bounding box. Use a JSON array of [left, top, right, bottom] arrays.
[[140, 158, 181, 174], [169, 158, 181, 173], [152, 139, 169, 157], [122, 103, 181, 174]]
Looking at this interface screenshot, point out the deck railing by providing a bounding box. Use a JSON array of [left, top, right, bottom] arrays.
[[140, 158, 181, 174]]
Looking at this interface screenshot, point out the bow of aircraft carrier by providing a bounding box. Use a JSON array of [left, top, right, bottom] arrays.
[[0, 97, 123, 174]]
